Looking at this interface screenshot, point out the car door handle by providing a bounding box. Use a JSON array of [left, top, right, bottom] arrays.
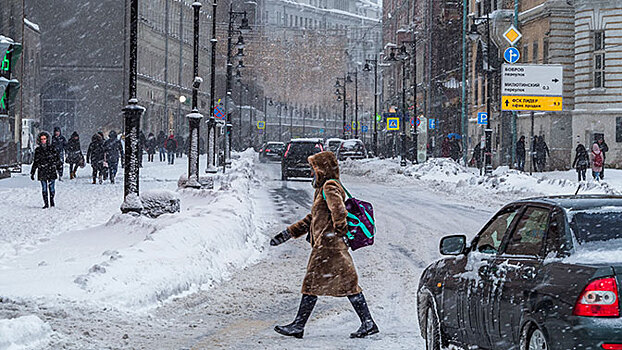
[[522, 266, 537, 279]]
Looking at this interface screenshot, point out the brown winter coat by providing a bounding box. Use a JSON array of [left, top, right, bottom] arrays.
[[287, 151, 362, 297]]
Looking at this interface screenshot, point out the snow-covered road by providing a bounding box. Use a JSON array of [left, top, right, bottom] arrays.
[[0, 155, 503, 349]]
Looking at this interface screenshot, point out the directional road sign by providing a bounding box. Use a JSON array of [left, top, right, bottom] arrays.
[[429, 119, 436, 130], [504, 47, 520, 64], [387, 117, 399, 131], [362, 125, 369, 133], [501, 64, 563, 112], [477, 112, 488, 125], [257, 121, 265, 129], [503, 25, 522, 46]]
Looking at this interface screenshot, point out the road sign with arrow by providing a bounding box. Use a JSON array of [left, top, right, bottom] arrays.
[[501, 64, 563, 112]]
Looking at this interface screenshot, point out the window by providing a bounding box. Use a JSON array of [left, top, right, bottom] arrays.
[[533, 41, 539, 63], [617, 117, 622, 143], [594, 31, 605, 88], [505, 207, 550, 256], [523, 43, 529, 63], [543, 37, 549, 64], [476, 209, 519, 254]]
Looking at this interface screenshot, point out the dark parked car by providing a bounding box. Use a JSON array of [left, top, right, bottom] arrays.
[[281, 138, 323, 180], [335, 139, 367, 161], [259, 142, 285, 162], [418, 195, 622, 350]]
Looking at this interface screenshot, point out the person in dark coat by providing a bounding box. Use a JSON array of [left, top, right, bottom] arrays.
[[471, 143, 482, 169], [270, 151, 378, 339], [51, 127, 67, 179], [165, 134, 178, 165], [449, 137, 461, 161], [516, 136, 526, 171], [103, 130, 124, 184], [87, 134, 105, 184], [176, 135, 185, 158], [441, 137, 451, 158], [157, 130, 167, 162], [146, 132, 156, 162], [572, 141, 589, 182], [595, 136, 609, 179], [65, 132, 83, 179], [96, 131, 108, 180], [535, 136, 550, 172], [31, 132, 61, 208]]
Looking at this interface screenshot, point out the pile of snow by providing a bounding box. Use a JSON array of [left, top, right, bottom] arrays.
[[139, 189, 180, 218], [0, 150, 267, 310], [341, 157, 620, 205], [0, 315, 53, 350]]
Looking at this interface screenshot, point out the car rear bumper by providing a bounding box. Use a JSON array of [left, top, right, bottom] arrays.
[[283, 166, 312, 178], [546, 316, 622, 350]]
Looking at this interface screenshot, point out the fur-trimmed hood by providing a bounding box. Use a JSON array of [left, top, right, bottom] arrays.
[[308, 151, 339, 188]]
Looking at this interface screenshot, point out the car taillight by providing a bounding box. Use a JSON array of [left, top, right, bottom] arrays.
[[284, 144, 291, 158], [266, 149, 271, 153], [602, 344, 622, 350], [573, 277, 619, 317]]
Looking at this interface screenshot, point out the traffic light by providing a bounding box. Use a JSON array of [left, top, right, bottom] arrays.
[[0, 36, 22, 115]]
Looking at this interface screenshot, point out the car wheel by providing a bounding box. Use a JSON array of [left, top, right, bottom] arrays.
[[425, 307, 441, 350], [525, 326, 548, 350]]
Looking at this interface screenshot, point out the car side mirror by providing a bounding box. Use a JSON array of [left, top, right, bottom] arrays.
[[440, 235, 467, 255]]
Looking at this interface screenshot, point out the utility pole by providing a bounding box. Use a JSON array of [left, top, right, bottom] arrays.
[[185, 2, 203, 188]]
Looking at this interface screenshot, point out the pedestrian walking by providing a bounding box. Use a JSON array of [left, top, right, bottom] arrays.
[[470, 143, 482, 169], [536, 136, 550, 172], [516, 136, 526, 171], [270, 151, 379, 339], [572, 141, 589, 182], [65, 132, 84, 179], [146, 132, 156, 162], [103, 130, 124, 184], [30, 132, 61, 208], [157, 130, 167, 162], [165, 134, 178, 165], [87, 134, 105, 184], [449, 137, 461, 162], [51, 126, 67, 180], [441, 137, 451, 158], [176, 135, 185, 158], [594, 136, 609, 179], [591, 143, 604, 181]]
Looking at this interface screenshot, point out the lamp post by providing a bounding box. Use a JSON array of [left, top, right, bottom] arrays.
[[363, 56, 379, 156], [334, 76, 347, 139], [185, 2, 203, 188], [224, 3, 251, 172], [121, 0, 146, 213], [206, 0, 218, 174], [468, 13, 493, 175]]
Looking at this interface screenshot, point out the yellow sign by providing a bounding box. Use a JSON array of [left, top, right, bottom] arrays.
[[503, 25, 522, 46], [387, 117, 400, 131], [501, 96, 563, 112]]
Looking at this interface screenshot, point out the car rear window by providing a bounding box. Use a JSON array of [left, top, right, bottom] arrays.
[[289, 142, 322, 155], [340, 141, 364, 151], [569, 207, 622, 244]]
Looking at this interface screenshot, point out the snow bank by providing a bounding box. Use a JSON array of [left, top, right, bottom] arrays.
[[340, 157, 620, 205], [0, 150, 268, 310], [0, 315, 53, 350]]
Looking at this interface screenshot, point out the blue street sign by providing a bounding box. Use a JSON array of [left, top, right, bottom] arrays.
[[345, 124, 352, 132], [362, 125, 369, 133], [387, 118, 399, 131], [477, 112, 488, 125], [504, 47, 520, 64], [429, 119, 436, 130]]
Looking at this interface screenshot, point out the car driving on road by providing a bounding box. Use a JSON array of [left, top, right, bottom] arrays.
[[335, 139, 367, 161], [281, 138, 323, 180], [259, 142, 285, 162], [418, 195, 622, 350]]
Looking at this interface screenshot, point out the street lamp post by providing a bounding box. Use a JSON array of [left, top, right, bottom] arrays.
[[363, 56, 379, 155], [469, 13, 493, 174], [206, 0, 218, 174], [185, 1, 203, 188], [224, 4, 251, 172], [121, 0, 146, 213]]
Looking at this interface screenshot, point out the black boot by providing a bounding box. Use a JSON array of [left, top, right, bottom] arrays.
[[49, 192, 55, 207], [348, 292, 379, 338], [42, 192, 49, 209], [274, 294, 317, 339]]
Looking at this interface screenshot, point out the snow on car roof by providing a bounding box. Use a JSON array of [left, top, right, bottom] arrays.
[[290, 138, 323, 143]]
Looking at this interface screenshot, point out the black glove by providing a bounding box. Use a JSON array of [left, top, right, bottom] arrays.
[[30, 173, 35, 181], [270, 229, 292, 246]]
